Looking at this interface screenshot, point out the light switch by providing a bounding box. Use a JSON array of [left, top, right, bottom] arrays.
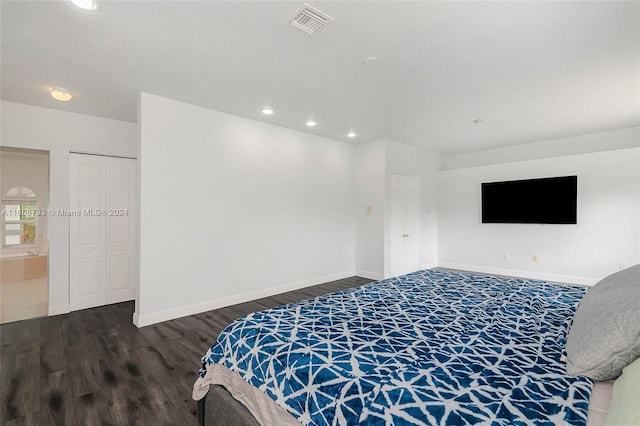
[[366, 205, 373, 215]]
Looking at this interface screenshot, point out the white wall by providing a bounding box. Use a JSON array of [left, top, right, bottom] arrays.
[[445, 126, 640, 170], [438, 146, 640, 284], [354, 140, 386, 279], [136, 93, 356, 326], [0, 101, 137, 314]]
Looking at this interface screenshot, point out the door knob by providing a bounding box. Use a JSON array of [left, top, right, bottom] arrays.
[[402, 234, 410, 238]]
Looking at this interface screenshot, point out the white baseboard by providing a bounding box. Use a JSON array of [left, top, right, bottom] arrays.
[[437, 262, 598, 286], [355, 270, 384, 281], [133, 270, 357, 327], [48, 304, 70, 316], [420, 262, 438, 270], [368, 264, 437, 281]]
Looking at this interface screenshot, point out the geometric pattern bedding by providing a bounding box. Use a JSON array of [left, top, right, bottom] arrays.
[[197, 269, 593, 425]]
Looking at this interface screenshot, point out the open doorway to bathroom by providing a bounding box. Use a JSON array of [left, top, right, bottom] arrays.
[[0, 147, 50, 324]]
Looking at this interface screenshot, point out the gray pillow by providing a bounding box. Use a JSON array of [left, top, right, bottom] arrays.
[[565, 264, 640, 381]]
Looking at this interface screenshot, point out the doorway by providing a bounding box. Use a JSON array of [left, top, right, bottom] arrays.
[[69, 153, 137, 311], [389, 174, 420, 277], [0, 147, 50, 324]]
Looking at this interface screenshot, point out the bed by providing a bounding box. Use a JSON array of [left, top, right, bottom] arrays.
[[193, 269, 612, 425]]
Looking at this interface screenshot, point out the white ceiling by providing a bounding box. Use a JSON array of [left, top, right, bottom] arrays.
[[1, 1, 638, 154]]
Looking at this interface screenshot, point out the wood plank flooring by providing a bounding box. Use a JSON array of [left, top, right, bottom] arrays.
[[0, 276, 372, 426]]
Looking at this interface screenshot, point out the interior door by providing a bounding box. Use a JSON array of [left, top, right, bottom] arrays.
[[70, 154, 108, 310], [389, 174, 420, 277], [106, 159, 136, 304], [70, 154, 136, 310]]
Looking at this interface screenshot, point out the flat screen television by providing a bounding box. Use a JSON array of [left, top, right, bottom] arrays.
[[481, 176, 577, 224]]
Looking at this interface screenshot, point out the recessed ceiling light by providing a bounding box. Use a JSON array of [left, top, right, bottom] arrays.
[[306, 120, 317, 127], [363, 56, 378, 65], [466, 118, 485, 125], [347, 131, 357, 138], [51, 87, 72, 102], [69, 0, 96, 10], [261, 107, 275, 115]]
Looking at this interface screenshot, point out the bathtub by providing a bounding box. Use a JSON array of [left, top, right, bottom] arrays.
[[0, 253, 48, 283], [1, 252, 40, 259]]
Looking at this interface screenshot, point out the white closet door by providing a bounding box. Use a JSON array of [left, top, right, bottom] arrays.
[[70, 154, 137, 310], [70, 154, 108, 310], [389, 174, 420, 277], [106, 159, 136, 304]]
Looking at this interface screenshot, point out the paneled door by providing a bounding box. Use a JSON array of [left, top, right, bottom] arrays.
[[389, 174, 420, 277], [70, 154, 136, 311], [106, 159, 136, 304]]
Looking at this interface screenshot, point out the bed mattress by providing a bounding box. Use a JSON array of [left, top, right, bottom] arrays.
[[194, 269, 598, 425]]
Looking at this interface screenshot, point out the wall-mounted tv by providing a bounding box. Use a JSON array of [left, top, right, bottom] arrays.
[[482, 176, 577, 224]]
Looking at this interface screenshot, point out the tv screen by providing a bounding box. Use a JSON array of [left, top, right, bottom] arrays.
[[482, 176, 577, 224]]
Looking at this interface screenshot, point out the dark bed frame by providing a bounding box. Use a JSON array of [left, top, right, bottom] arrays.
[[197, 384, 261, 426]]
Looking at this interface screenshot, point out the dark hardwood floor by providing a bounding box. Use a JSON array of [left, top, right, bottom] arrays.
[[0, 276, 373, 426]]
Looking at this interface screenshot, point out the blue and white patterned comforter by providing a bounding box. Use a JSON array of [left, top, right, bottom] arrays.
[[197, 269, 593, 425]]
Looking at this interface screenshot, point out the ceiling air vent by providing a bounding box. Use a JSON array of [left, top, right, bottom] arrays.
[[287, 3, 334, 36]]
